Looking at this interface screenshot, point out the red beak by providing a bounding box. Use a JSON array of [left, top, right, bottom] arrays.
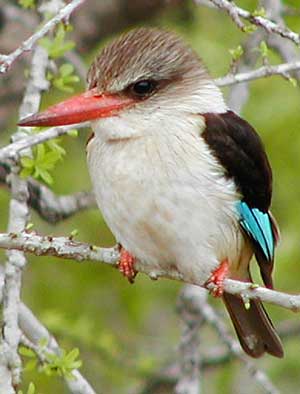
[[18, 88, 135, 127]]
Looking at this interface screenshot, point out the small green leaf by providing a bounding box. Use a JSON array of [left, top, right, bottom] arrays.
[[40, 24, 75, 59], [252, 7, 266, 17], [229, 45, 244, 61], [25, 222, 34, 231], [20, 167, 33, 179], [25, 359, 38, 371], [20, 156, 34, 169], [27, 382, 35, 394], [243, 24, 257, 33], [52, 63, 79, 93], [70, 229, 79, 238], [19, 346, 36, 358], [288, 77, 297, 87], [39, 170, 53, 185], [18, 0, 36, 9], [259, 40, 269, 57], [67, 129, 78, 138], [60, 64, 74, 77]]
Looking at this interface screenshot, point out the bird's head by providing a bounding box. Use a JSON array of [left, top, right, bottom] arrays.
[[19, 28, 226, 140]]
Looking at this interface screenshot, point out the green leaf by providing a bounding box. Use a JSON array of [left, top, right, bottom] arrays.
[[60, 64, 74, 77], [67, 129, 78, 138], [46, 138, 66, 156], [24, 359, 38, 371], [288, 77, 297, 87], [20, 167, 33, 179], [19, 346, 36, 358], [39, 170, 53, 185], [229, 45, 244, 61], [52, 63, 80, 93], [40, 24, 75, 59], [41, 347, 82, 377], [20, 156, 34, 169], [252, 7, 266, 17], [18, 382, 37, 394], [259, 40, 269, 57], [18, 0, 36, 9], [243, 24, 257, 33], [27, 382, 35, 394]]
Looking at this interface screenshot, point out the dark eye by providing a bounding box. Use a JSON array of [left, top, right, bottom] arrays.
[[130, 80, 157, 97]]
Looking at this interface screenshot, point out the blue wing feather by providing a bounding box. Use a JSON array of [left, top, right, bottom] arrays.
[[237, 201, 274, 261]]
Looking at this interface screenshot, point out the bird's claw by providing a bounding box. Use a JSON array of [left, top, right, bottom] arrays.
[[205, 259, 229, 297], [118, 246, 137, 283]]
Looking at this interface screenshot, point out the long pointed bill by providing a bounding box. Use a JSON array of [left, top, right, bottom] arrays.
[[18, 88, 135, 127]]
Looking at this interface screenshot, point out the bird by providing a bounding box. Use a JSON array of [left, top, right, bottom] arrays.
[[19, 27, 284, 358]]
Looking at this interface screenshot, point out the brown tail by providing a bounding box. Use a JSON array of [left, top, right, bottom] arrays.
[[223, 292, 284, 358]]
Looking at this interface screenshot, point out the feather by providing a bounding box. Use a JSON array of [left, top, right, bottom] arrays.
[[237, 201, 274, 262]]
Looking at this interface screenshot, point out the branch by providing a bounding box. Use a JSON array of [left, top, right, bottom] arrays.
[[0, 231, 299, 312], [226, 30, 264, 113], [0, 43, 50, 391], [216, 60, 300, 86], [0, 122, 88, 162], [184, 285, 280, 394], [0, 266, 97, 394], [200, 0, 300, 45], [0, 0, 87, 74], [175, 286, 204, 394], [261, 0, 300, 79], [1, 162, 95, 223], [139, 318, 300, 394]]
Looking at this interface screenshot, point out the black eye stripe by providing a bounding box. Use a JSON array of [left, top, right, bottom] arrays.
[[128, 79, 157, 98]]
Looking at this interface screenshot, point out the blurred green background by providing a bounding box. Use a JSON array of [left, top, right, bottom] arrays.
[[1, 1, 300, 393]]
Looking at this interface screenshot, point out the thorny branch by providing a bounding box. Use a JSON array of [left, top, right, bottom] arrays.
[[0, 231, 300, 313]]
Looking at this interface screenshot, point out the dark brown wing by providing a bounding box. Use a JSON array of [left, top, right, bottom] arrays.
[[202, 111, 277, 288]]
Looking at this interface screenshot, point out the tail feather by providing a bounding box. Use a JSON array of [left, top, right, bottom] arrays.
[[223, 292, 283, 358]]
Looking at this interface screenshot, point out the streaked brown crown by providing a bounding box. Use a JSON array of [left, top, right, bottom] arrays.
[[87, 27, 209, 96]]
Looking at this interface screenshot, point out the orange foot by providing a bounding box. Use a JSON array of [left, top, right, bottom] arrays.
[[205, 259, 229, 297], [118, 246, 137, 284]]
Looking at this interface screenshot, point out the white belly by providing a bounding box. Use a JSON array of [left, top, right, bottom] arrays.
[[87, 132, 247, 285]]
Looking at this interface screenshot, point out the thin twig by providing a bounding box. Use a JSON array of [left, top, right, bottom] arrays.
[[200, 0, 300, 45], [1, 163, 96, 222], [0, 266, 97, 394], [216, 60, 300, 86], [0, 0, 87, 74], [0, 122, 88, 162], [185, 285, 280, 394]]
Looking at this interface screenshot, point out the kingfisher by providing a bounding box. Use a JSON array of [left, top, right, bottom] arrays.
[[19, 27, 283, 358]]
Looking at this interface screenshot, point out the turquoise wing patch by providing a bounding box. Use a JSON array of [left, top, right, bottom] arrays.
[[237, 201, 274, 261]]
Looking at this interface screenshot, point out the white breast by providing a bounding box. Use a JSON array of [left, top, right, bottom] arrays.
[[87, 116, 247, 285]]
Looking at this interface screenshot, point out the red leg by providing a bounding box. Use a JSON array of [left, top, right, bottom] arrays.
[[205, 259, 229, 297], [118, 246, 137, 284]]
